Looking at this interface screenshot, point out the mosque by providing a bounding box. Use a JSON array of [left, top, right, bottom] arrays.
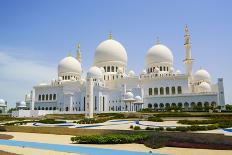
[[15, 26, 225, 118]]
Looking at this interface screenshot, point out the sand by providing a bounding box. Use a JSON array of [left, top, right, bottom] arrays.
[[0, 132, 232, 155]]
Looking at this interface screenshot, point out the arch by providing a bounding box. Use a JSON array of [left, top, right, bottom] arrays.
[[149, 88, 152, 96], [178, 102, 183, 108], [45, 107, 48, 110], [171, 87, 176, 94], [211, 101, 216, 107], [49, 107, 52, 110], [107, 66, 110, 72], [165, 103, 170, 107], [204, 102, 209, 107], [154, 88, 158, 95], [66, 107, 69, 111], [42, 107, 44, 110], [53, 94, 56, 100], [165, 87, 170, 95], [171, 103, 177, 107], [154, 103, 158, 109], [160, 87, 164, 95], [148, 103, 152, 108], [53, 107, 56, 110], [38, 95, 41, 101], [191, 102, 196, 108], [49, 94, 52, 100], [42, 94, 45, 101], [197, 102, 203, 107], [160, 66, 162, 71], [116, 66, 118, 72], [177, 86, 182, 94], [111, 66, 114, 72], [159, 103, 164, 108], [184, 102, 189, 108], [164, 66, 166, 71], [38, 106, 41, 110]]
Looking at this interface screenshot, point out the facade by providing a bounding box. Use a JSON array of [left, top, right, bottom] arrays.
[[23, 26, 225, 118]]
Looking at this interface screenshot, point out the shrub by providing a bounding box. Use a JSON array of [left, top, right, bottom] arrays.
[[77, 118, 109, 124], [134, 126, 141, 130], [148, 116, 163, 122], [38, 119, 66, 124], [145, 127, 154, 130], [129, 125, 133, 129], [71, 134, 148, 144], [155, 127, 164, 131], [175, 126, 189, 132], [166, 127, 176, 131]]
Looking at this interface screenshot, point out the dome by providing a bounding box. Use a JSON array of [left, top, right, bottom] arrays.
[[194, 69, 211, 83], [117, 67, 123, 74], [198, 82, 211, 92], [17, 101, 26, 108], [87, 66, 103, 78], [176, 70, 181, 74], [154, 67, 160, 73], [135, 96, 142, 102], [0, 99, 6, 107], [39, 82, 47, 86], [128, 70, 135, 77], [124, 91, 134, 99], [94, 39, 127, 66], [58, 56, 82, 76], [145, 44, 173, 67], [141, 69, 147, 74]]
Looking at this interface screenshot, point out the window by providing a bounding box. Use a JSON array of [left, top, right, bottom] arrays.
[[153, 67, 155, 72], [111, 66, 114, 72], [103, 96, 105, 111], [160, 66, 162, 71], [177, 86, 182, 94], [107, 66, 110, 72], [53, 94, 56, 100], [53, 107, 56, 110], [42, 107, 44, 110], [83, 97, 85, 111], [116, 67, 118, 72], [160, 87, 164, 95], [45, 107, 48, 110], [49, 94, 52, 100], [66, 107, 69, 111], [49, 107, 52, 110], [38, 95, 41, 101], [95, 96, 97, 110], [166, 87, 170, 95], [150, 68, 152, 73], [148, 103, 152, 108], [164, 66, 166, 71], [46, 94, 48, 100], [154, 88, 158, 95], [104, 66, 106, 72], [171, 87, 176, 94], [149, 88, 152, 96], [42, 95, 45, 100]]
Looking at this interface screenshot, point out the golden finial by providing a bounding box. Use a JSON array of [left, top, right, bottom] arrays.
[[67, 52, 72, 57], [156, 37, 160, 44], [185, 25, 189, 34], [77, 43, 80, 49], [108, 32, 112, 39]]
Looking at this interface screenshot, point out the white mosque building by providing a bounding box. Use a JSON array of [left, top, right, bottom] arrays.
[[15, 26, 225, 118]]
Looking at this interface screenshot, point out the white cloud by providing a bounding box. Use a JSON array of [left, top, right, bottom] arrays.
[[0, 51, 56, 108]]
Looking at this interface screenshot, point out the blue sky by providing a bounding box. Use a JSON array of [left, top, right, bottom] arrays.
[[0, 0, 231, 108]]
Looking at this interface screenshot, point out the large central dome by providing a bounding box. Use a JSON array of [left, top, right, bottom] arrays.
[[94, 39, 127, 66], [145, 44, 173, 68]]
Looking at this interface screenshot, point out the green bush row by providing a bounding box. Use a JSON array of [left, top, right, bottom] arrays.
[[71, 134, 148, 144], [38, 119, 66, 124], [147, 116, 163, 122], [76, 118, 110, 124], [166, 124, 219, 132]]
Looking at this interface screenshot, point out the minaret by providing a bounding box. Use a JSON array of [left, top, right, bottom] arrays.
[[85, 76, 94, 118], [76, 43, 82, 63], [183, 25, 194, 79]]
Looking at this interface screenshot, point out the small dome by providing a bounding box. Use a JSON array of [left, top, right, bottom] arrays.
[[17, 101, 27, 108], [135, 96, 142, 102], [198, 82, 211, 92], [0, 99, 6, 106], [58, 77, 62, 81], [154, 67, 160, 73], [39, 82, 47, 86], [194, 69, 211, 83], [145, 44, 173, 68], [124, 91, 134, 99], [117, 67, 123, 74], [58, 56, 82, 76], [128, 70, 135, 77], [87, 66, 103, 78], [176, 70, 181, 74], [141, 69, 147, 74], [100, 67, 105, 73], [94, 39, 127, 66]]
